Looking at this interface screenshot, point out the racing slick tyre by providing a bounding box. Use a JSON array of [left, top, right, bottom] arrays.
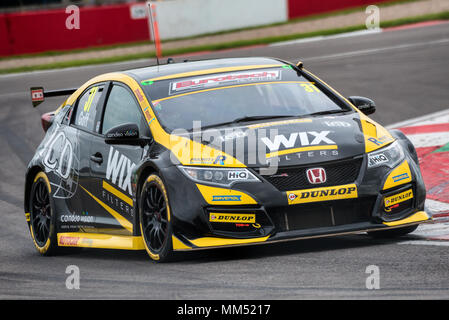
[[28, 171, 59, 256], [139, 173, 174, 262], [367, 225, 418, 238]]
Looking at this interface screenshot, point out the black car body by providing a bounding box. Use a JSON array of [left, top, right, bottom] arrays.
[[24, 57, 431, 261]]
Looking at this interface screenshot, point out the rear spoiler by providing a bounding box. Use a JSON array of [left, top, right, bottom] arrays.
[[30, 86, 77, 107]]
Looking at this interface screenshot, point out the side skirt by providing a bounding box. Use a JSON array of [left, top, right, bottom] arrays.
[[57, 232, 145, 250]]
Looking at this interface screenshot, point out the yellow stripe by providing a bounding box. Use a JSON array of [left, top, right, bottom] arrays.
[[266, 145, 338, 158], [196, 184, 258, 205], [172, 235, 192, 250], [145, 64, 284, 82], [102, 180, 133, 207], [383, 211, 431, 227], [190, 236, 269, 248], [80, 185, 133, 233], [152, 81, 314, 104], [247, 118, 312, 129], [83, 86, 98, 112], [57, 232, 144, 250]]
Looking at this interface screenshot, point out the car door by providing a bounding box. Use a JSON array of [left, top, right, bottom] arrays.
[[58, 83, 106, 233], [88, 82, 149, 235]]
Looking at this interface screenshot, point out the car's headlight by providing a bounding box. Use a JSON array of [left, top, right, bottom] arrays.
[[367, 140, 405, 169], [178, 166, 260, 186]]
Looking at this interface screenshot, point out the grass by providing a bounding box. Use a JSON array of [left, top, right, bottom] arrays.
[[1, 10, 448, 75]]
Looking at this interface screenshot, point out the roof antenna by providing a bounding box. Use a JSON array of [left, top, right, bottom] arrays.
[[146, 1, 162, 66]]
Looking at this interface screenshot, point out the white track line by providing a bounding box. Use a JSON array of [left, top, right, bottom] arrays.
[[303, 38, 449, 62], [386, 108, 449, 129], [269, 29, 383, 47]]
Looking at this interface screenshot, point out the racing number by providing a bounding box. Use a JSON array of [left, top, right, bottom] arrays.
[[300, 83, 320, 93], [83, 87, 99, 113]]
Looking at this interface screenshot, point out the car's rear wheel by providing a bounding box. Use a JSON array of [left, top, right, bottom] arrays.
[[29, 171, 58, 255], [139, 174, 174, 262], [368, 224, 418, 238]]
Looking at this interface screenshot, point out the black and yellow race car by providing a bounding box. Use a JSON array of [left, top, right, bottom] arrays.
[[25, 57, 430, 262]]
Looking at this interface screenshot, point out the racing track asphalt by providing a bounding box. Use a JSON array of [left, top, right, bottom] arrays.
[[0, 23, 448, 299]]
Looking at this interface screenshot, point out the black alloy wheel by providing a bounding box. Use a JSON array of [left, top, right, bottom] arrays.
[[30, 179, 52, 247], [141, 183, 169, 252]]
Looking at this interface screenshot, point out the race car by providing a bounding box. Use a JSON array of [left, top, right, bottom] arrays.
[[25, 57, 431, 262]]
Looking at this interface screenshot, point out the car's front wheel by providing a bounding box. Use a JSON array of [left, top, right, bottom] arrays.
[[28, 171, 58, 255], [139, 173, 174, 262], [368, 224, 418, 238]]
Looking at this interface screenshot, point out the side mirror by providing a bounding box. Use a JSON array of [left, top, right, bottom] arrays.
[[105, 123, 152, 146], [347, 96, 376, 115]]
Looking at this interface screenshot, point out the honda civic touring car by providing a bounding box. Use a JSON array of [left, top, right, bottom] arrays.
[[25, 57, 431, 262]]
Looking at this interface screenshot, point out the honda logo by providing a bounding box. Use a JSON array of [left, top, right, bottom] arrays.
[[306, 168, 327, 184]]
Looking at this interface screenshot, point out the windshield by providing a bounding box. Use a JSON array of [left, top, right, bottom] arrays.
[[142, 66, 351, 131]]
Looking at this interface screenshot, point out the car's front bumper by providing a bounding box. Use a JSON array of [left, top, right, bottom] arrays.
[[171, 211, 431, 251], [161, 153, 429, 252]]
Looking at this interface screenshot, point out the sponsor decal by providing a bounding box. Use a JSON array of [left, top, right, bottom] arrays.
[[212, 195, 241, 202], [209, 213, 256, 224], [384, 189, 413, 207], [266, 149, 339, 165], [169, 69, 281, 94], [227, 170, 248, 180], [134, 89, 145, 102], [60, 212, 95, 224], [190, 155, 227, 165], [215, 130, 249, 142], [141, 80, 154, 86], [106, 129, 138, 139], [31, 88, 44, 103], [287, 184, 358, 204], [261, 131, 335, 153], [59, 236, 80, 246], [306, 167, 327, 184], [392, 173, 410, 183], [288, 193, 297, 201], [106, 146, 136, 194], [368, 153, 389, 167], [38, 126, 80, 199], [367, 135, 393, 147], [102, 181, 133, 216], [367, 137, 384, 146]]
